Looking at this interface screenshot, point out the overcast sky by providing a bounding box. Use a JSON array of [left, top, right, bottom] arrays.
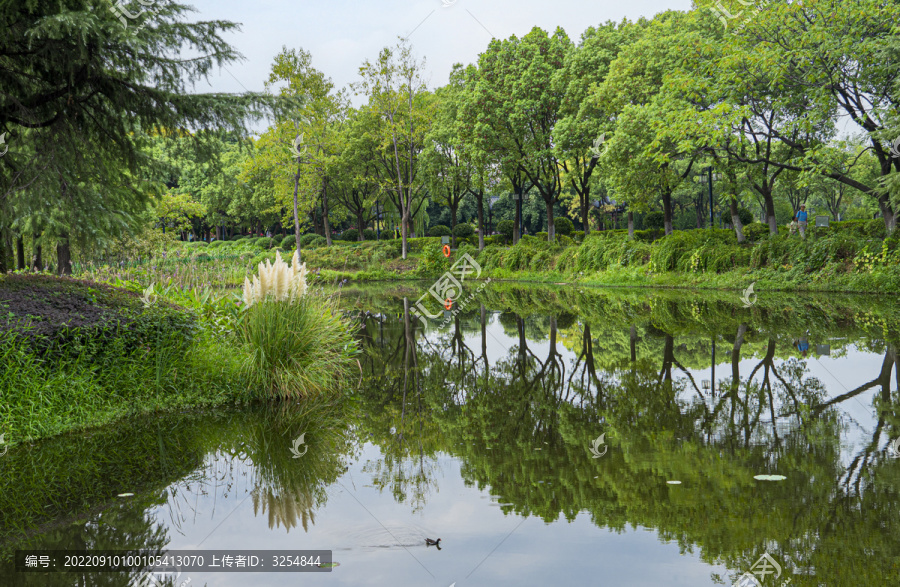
[[185, 0, 695, 102]]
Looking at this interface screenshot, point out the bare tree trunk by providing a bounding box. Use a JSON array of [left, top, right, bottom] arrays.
[[477, 197, 485, 250], [762, 188, 778, 234], [514, 190, 521, 245], [729, 198, 746, 243], [16, 235, 25, 270], [292, 164, 303, 262], [56, 232, 72, 275], [662, 191, 674, 236], [581, 192, 591, 236], [627, 211, 634, 239], [322, 178, 333, 246], [31, 231, 42, 271], [546, 200, 555, 242]]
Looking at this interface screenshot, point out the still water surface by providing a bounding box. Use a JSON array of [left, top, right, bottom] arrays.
[[2, 284, 899, 586]]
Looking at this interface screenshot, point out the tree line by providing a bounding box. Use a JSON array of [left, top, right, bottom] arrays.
[[2, 0, 898, 272]]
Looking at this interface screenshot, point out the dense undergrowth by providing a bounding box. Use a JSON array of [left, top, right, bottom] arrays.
[[0, 269, 358, 445], [69, 219, 900, 296]]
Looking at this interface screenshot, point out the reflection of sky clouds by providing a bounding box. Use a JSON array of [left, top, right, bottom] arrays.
[[146, 446, 727, 586]]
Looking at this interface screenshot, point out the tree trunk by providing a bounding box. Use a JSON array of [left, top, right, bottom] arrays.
[[401, 211, 410, 259], [662, 191, 674, 236], [627, 212, 634, 239], [729, 198, 746, 243], [581, 191, 591, 236], [878, 194, 896, 233], [322, 179, 333, 246], [57, 233, 72, 275], [292, 165, 303, 262], [356, 209, 366, 242], [696, 195, 704, 229], [0, 227, 8, 274], [546, 200, 555, 242], [450, 203, 458, 248], [477, 196, 485, 251], [31, 231, 42, 271], [763, 189, 778, 234], [514, 191, 521, 245], [16, 235, 25, 270]]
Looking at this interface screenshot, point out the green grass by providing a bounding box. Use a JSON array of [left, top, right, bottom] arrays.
[[240, 291, 359, 400], [0, 273, 361, 446]]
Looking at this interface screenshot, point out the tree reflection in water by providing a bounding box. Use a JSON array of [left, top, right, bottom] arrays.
[[351, 284, 900, 585]]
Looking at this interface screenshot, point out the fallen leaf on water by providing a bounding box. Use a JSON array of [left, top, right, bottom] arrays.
[[754, 474, 787, 481]]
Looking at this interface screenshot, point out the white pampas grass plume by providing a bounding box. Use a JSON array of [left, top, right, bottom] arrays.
[[242, 251, 309, 306], [243, 276, 253, 307]]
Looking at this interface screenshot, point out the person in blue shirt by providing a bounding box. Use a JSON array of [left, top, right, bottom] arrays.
[[794, 205, 808, 238]]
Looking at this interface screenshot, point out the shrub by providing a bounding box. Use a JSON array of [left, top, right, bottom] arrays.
[[306, 235, 327, 248], [208, 240, 226, 249], [281, 236, 296, 249], [742, 223, 769, 243], [254, 237, 274, 249], [299, 233, 321, 247], [452, 223, 474, 238], [363, 228, 377, 241], [496, 220, 514, 241], [428, 224, 451, 237], [573, 230, 585, 242], [737, 208, 754, 226], [558, 235, 575, 246], [554, 217, 575, 236], [341, 229, 359, 242], [416, 242, 453, 276], [535, 231, 549, 240], [633, 229, 665, 243], [644, 211, 665, 230]]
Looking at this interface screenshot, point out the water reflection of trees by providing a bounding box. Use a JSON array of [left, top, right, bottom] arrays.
[[353, 287, 900, 585], [0, 401, 356, 586]]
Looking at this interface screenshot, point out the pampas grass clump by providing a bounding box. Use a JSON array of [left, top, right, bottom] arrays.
[[243, 250, 308, 307], [240, 251, 356, 400]]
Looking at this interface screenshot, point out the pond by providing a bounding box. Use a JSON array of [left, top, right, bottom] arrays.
[[2, 283, 899, 586]]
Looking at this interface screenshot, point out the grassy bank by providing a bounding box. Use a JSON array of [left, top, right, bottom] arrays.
[[0, 269, 357, 446], [72, 220, 900, 295]]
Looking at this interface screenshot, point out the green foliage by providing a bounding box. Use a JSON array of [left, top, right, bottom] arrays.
[[743, 223, 769, 243], [428, 224, 452, 237], [363, 228, 377, 240], [650, 231, 738, 272], [416, 243, 453, 276], [240, 292, 357, 400], [208, 240, 226, 249], [643, 211, 665, 230], [633, 229, 665, 243], [496, 220, 515, 240], [452, 223, 475, 238], [281, 236, 296, 249], [306, 235, 328, 248], [254, 237, 274, 249], [554, 217, 575, 236], [299, 233, 321, 247], [535, 231, 549, 240], [573, 230, 585, 242], [341, 229, 359, 242]]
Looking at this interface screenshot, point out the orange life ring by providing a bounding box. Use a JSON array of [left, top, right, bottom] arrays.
[[444, 298, 453, 310], [442, 244, 451, 257]]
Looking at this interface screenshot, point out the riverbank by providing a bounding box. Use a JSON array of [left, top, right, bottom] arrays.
[[91, 223, 900, 295], [0, 272, 356, 446]]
